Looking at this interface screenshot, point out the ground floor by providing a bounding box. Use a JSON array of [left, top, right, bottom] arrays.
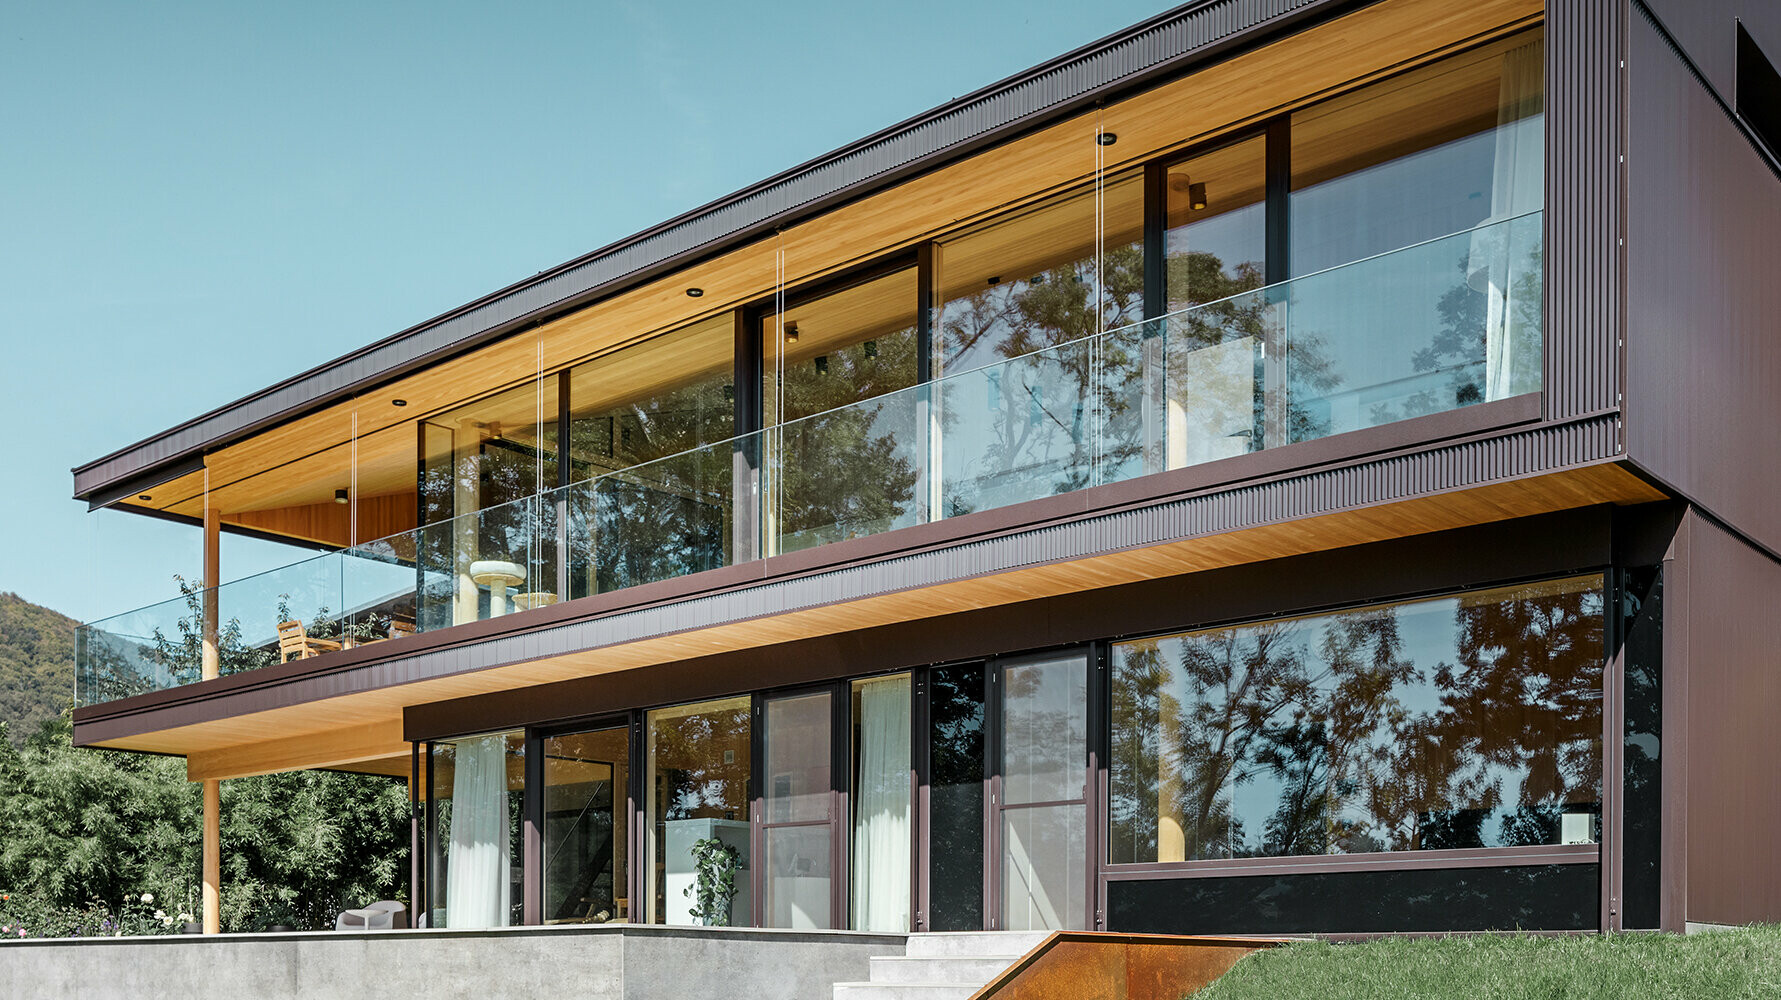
[[402, 501, 1708, 936]]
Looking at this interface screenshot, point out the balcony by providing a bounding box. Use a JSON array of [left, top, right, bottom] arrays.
[[76, 212, 1544, 705]]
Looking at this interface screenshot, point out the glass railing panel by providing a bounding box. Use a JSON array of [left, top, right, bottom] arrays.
[[768, 385, 926, 556], [77, 213, 1543, 704], [568, 436, 735, 597], [1281, 211, 1543, 444], [212, 550, 345, 674], [1156, 290, 1273, 469]]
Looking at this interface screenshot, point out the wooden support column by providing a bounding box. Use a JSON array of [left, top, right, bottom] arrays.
[[201, 504, 222, 935]]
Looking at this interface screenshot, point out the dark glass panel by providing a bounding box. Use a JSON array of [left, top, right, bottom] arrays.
[[1109, 575, 1605, 864], [1106, 864, 1599, 935], [928, 663, 985, 931], [542, 727, 629, 924], [1621, 566, 1663, 930], [428, 731, 526, 929]]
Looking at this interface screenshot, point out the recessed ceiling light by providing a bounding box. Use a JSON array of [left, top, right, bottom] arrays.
[[1096, 132, 1118, 146], [392, 399, 408, 407], [686, 287, 704, 298], [138, 494, 152, 501]]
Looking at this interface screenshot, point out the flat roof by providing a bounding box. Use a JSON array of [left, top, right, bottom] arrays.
[[72, 0, 1340, 508]]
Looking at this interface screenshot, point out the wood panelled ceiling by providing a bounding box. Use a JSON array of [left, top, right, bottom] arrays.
[[124, 0, 1542, 551], [102, 461, 1661, 779]]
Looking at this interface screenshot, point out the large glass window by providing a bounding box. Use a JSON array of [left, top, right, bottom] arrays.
[[1161, 136, 1269, 470], [565, 317, 736, 597], [998, 650, 1088, 931], [1108, 575, 1604, 865], [928, 662, 986, 931], [646, 697, 752, 925], [761, 689, 836, 929], [1285, 30, 1545, 439], [429, 730, 526, 928], [542, 726, 630, 924], [764, 267, 923, 554], [934, 174, 1146, 516]]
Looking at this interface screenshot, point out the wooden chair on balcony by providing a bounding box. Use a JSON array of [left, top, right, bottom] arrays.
[[277, 620, 342, 662], [388, 620, 416, 640]]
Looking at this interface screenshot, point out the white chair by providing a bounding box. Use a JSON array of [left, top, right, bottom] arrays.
[[365, 900, 408, 930]]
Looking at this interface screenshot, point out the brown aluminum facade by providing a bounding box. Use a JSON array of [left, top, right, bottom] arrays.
[[65, 0, 1781, 937]]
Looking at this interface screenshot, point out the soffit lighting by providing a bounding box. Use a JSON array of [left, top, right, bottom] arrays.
[[1189, 182, 1208, 211], [784, 322, 800, 344], [392, 398, 408, 407], [1096, 132, 1118, 146], [335, 489, 350, 504], [686, 287, 704, 298]]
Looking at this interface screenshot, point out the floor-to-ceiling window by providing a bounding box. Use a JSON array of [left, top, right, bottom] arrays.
[[645, 697, 753, 926], [926, 662, 986, 931], [996, 650, 1090, 931], [541, 725, 630, 923], [428, 730, 526, 929], [934, 174, 1147, 516], [763, 266, 923, 555], [564, 315, 737, 598]]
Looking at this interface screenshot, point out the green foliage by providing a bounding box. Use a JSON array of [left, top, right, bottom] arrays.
[[684, 836, 742, 927], [1193, 928, 1781, 1000], [0, 593, 76, 745], [0, 712, 409, 935]]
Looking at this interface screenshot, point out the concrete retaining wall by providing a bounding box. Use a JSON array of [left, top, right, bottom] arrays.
[[0, 924, 908, 1000]]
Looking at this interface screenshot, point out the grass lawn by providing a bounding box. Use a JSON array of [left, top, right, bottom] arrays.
[[1193, 925, 1781, 999]]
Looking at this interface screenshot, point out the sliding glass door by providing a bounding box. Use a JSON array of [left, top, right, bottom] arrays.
[[993, 649, 1091, 931], [541, 723, 630, 924], [758, 687, 841, 928]]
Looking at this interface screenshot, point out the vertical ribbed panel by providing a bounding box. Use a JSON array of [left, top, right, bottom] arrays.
[[1547, 0, 1627, 425]]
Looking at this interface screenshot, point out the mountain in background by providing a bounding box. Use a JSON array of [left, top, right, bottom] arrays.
[[0, 591, 76, 743]]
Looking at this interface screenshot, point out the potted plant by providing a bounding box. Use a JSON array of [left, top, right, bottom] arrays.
[[683, 837, 742, 927]]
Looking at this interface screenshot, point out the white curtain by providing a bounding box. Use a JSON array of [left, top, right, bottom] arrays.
[[851, 675, 911, 932], [1472, 39, 1545, 401], [445, 734, 512, 928]]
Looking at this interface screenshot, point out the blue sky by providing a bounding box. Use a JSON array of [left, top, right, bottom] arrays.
[[0, 1, 1168, 622]]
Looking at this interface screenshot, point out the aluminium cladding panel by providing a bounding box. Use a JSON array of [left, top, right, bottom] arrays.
[[72, 414, 1626, 747], [1638, 0, 1781, 112], [70, 0, 1333, 503], [1664, 511, 1781, 927], [1624, 8, 1781, 556], [1545, 0, 1628, 422]]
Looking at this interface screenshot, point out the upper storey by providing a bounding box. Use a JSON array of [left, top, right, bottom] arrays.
[[74, 0, 1645, 717]]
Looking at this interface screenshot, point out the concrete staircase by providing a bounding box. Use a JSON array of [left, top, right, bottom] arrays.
[[833, 931, 1050, 1000]]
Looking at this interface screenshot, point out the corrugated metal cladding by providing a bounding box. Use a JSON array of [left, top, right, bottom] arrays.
[[74, 0, 1324, 502], [82, 416, 1623, 734], [1546, 0, 1627, 424]]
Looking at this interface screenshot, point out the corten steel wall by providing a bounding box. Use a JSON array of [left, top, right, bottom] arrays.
[[1639, 0, 1781, 110], [1545, 0, 1628, 422], [70, 0, 1356, 507], [1662, 511, 1781, 928], [1624, 8, 1781, 557]]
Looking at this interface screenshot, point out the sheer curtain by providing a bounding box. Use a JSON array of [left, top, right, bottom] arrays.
[[852, 676, 911, 931], [1472, 39, 1545, 401], [446, 734, 512, 928]]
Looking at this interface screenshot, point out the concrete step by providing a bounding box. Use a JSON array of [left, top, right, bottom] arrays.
[[833, 983, 981, 1000], [866, 954, 1020, 984], [903, 931, 1049, 958]]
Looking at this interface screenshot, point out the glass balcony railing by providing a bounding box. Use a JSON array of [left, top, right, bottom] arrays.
[[76, 212, 1543, 705]]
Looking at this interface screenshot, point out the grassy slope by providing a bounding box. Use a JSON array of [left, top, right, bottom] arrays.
[[0, 592, 75, 743], [1195, 927, 1781, 1000]]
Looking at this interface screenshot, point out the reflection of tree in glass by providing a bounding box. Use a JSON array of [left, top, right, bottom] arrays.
[[938, 243, 1145, 514], [774, 329, 922, 549], [1114, 581, 1603, 862], [652, 707, 751, 825]]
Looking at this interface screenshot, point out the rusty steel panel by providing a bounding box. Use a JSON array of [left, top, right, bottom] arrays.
[[972, 933, 1278, 1000]]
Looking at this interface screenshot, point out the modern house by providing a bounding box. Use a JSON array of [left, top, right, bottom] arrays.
[[68, 0, 1781, 940]]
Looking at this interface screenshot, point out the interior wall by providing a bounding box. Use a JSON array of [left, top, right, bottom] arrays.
[[1664, 509, 1781, 927], [1624, 11, 1781, 556]]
